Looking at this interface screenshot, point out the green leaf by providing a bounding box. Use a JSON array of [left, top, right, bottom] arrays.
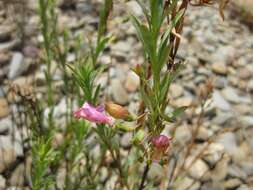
[[150, 0, 164, 37], [130, 15, 157, 74], [172, 106, 187, 119], [136, 0, 151, 25]]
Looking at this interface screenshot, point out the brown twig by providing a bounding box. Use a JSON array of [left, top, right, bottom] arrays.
[[138, 164, 150, 190]]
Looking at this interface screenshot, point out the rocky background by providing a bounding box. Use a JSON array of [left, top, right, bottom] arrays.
[[0, 0, 253, 189]]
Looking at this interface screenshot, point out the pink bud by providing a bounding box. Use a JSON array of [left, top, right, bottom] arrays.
[[151, 135, 172, 150]]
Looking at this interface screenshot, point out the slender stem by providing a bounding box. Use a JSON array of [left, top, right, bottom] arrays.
[[138, 164, 150, 190]]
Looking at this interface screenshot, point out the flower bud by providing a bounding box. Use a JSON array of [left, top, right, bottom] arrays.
[[105, 102, 132, 120], [151, 135, 172, 150], [133, 64, 143, 77], [131, 130, 145, 145], [151, 135, 172, 163]]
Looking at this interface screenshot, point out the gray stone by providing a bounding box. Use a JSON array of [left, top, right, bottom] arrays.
[[228, 164, 247, 180], [222, 87, 251, 104], [247, 79, 253, 93], [124, 71, 140, 92], [239, 116, 253, 127], [237, 185, 251, 190], [176, 177, 200, 190], [224, 178, 242, 189], [76, 2, 94, 14], [186, 157, 209, 180], [212, 62, 228, 75], [0, 175, 6, 189], [0, 98, 10, 119], [0, 135, 23, 157], [10, 164, 25, 186], [175, 125, 192, 145], [213, 46, 236, 64], [240, 161, 253, 176], [203, 143, 224, 165], [234, 104, 252, 115], [8, 52, 25, 79], [127, 1, 143, 16], [173, 96, 193, 107], [212, 90, 231, 111], [120, 133, 132, 148], [212, 112, 233, 125], [111, 80, 129, 105], [148, 163, 164, 181], [238, 67, 252, 79], [201, 181, 225, 190], [211, 154, 230, 181], [0, 148, 17, 173], [0, 39, 20, 51], [112, 41, 131, 53], [217, 132, 238, 156], [0, 117, 12, 134], [169, 83, 184, 98]]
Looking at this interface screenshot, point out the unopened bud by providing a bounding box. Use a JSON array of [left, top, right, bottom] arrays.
[[105, 102, 132, 120], [133, 64, 143, 77], [151, 135, 172, 150]]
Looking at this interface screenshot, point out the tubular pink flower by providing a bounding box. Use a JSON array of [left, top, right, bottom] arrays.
[[151, 135, 172, 150], [73, 102, 114, 125]]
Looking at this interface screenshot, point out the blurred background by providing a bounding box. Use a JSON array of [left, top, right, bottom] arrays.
[[0, 0, 252, 189]]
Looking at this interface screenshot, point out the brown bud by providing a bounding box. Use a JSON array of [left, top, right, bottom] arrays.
[[105, 102, 131, 120], [133, 64, 143, 77]]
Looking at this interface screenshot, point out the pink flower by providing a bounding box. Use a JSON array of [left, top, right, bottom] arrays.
[[151, 135, 172, 162], [74, 102, 114, 125], [151, 135, 172, 150]]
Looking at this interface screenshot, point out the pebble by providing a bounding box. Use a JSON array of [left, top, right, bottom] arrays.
[[247, 79, 253, 93], [176, 177, 200, 190], [10, 164, 25, 186], [173, 96, 193, 107], [0, 39, 20, 51], [211, 154, 230, 181], [169, 83, 184, 98], [0, 135, 23, 157], [224, 178, 242, 189], [237, 184, 251, 190], [111, 80, 129, 105], [0, 98, 10, 118], [175, 125, 192, 145], [120, 133, 132, 148], [124, 71, 140, 92], [234, 104, 252, 115], [212, 90, 231, 111], [239, 161, 253, 176], [0, 148, 17, 173], [196, 127, 210, 141], [238, 67, 252, 80], [201, 181, 225, 190], [203, 143, 224, 165], [222, 87, 251, 104], [0, 51, 11, 66], [112, 41, 131, 53], [8, 52, 25, 79], [148, 163, 165, 181], [211, 62, 228, 75], [218, 132, 238, 156], [127, 1, 143, 16], [186, 157, 209, 180], [0, 117, 12, 134], [0, 175, 6, 189], [228, 164, 247, 180], [52, 133, 64, 148], [239, 116, 253, 127]]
